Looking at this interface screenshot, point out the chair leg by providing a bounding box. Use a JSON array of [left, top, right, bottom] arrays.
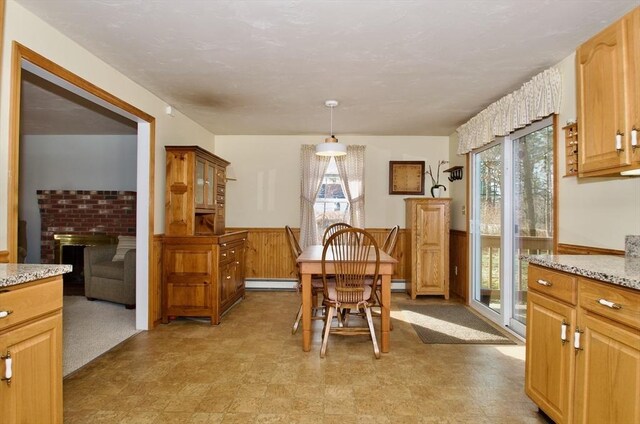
[[292, 303, 303, 334], [374, 287, 393, 331], [320, 305, 334, 358], [364, 307, 381, 359]]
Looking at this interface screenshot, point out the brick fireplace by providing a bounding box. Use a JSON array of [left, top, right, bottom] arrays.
[[37, 190, 136, 264]]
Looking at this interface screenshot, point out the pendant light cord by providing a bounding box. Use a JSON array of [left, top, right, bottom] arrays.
[[330, 105, 334, 136]]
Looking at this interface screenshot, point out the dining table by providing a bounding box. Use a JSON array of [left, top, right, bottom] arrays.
[[296, 244, 398, 353]]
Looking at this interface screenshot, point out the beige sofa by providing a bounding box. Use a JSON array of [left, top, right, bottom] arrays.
[[83, 245, 136, 309]]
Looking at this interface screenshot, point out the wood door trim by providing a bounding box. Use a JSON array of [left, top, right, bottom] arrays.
[[8, 42, 156, 327]]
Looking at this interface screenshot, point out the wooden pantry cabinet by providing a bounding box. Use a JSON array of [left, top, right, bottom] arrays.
[[0, 277, 63, 424], [525, 264, 640, 423], [163, 145, 246, 325], [577, 7, 640, 176], [404, 198, 451, 299]]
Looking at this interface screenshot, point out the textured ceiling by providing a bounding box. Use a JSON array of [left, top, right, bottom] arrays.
[[21, 70, 137, 135], [15, 0, 639, 136]]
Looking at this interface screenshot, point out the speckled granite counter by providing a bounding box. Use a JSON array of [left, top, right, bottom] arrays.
[[524, 255, 640, 291], [0, 264, 72, 288]]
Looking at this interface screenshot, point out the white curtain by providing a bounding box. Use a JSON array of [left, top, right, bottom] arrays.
[[456, 67, 562, 154], [299, 145, 330, 248], [335, 145, 365, 229]]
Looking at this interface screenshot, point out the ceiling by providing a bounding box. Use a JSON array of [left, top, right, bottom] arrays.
[[15, 0, 639, 136], [21, 70, 137, 135]]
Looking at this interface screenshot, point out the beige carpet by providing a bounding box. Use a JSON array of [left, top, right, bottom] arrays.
[[63, 296, 139, 376]]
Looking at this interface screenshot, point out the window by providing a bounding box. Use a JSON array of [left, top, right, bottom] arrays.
[[314, 157, 350, 235]]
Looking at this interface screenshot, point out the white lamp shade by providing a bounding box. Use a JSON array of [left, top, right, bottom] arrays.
[[315, 141, 347, 156]]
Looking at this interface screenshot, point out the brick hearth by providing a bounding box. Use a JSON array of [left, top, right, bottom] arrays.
[[37, 190, 136, 264]]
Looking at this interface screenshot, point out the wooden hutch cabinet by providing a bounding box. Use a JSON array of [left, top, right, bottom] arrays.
[[162, 146, 246, 325], [577, 7, 640, 176], [404, 198, 451, 299]]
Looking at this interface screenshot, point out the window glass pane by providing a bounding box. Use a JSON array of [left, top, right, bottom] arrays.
[[512, 125, 554, 326], [314, 157, 350, 235], [475, 143, 503, 314]]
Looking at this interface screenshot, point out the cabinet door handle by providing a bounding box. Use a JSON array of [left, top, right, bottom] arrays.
[[631, 127, 638, 149], [0, 310, 13, 319], [616, 131, 624, 152], [536, 279, 552, 287], [574, 327, 583, 352], [221, 253, 227, 257], [597, 298, 622, 310], [560, 320, 569, 345], [231, 250, 235, 254], [226, 275, 231, 280], [1, 351, 12, 386]]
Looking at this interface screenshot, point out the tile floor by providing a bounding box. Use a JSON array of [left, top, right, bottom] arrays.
[[63, 291, 549, 423]]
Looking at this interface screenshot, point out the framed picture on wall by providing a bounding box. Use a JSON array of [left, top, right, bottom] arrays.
[[389, 161, 425, 195]]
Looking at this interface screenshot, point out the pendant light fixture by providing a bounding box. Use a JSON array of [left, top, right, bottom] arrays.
[[316, 100, 347, 157]]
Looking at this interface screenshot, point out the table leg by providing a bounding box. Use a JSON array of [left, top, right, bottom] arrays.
[[380, 273, 391, 353], [301, 273, 312, 352]]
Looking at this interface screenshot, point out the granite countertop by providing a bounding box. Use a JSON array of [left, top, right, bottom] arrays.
[[0, 264, 72, 288], [523, 255, 640, 291]]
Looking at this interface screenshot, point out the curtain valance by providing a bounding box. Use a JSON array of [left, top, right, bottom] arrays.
[[456, 67, 561, 155]]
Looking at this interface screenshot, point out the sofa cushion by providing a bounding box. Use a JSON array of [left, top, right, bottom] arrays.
[[92, 260, 125, 280]]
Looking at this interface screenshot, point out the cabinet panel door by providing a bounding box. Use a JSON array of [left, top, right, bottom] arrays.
[[525, 291, 576, 424], [574, 312, 640, 424], [415, 203, 445, 294], [163, 246, 213, 310], [577, 17, 631, 173], [0, 313, 62, 424]]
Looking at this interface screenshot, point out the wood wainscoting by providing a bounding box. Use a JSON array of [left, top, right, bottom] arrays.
[[227, 227, 408, 280], [449, 230, 468, 302], [557, 243, 624, 256]]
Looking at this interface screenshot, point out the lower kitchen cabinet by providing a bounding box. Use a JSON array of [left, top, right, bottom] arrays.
[[0, 277, 63, 424], [573, 279, 640, 424], [525, 263, 640, 424], [526, 290, 576, 424]]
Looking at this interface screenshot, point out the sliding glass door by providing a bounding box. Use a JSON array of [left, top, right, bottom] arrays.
[[471, 117, 554, 336]]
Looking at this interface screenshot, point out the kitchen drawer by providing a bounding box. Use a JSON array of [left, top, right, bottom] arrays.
[[528, 265, 577, 305], [0, 277, 62, 332], [579, 278, 640, 330]]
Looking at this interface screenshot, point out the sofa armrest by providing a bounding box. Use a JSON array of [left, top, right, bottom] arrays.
[[123, 249, 136, 302]]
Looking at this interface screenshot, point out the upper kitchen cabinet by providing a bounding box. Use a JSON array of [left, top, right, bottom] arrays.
[[577, 7, 640, 176], [165, 146, 229, 236]]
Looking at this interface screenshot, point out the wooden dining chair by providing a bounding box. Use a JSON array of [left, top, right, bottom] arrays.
[[286, 225, 325, 334], [320, 227, 381, 358], [322, 222, 352, 245], [382, 225, 400, 255]]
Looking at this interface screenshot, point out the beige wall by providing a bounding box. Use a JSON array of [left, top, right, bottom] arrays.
[[449, 51, 640, 250], [215, 135, 450, 228], [0, 0, 217, 249], [448, 131, 467, 231], [555, 52, 640, 250]]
